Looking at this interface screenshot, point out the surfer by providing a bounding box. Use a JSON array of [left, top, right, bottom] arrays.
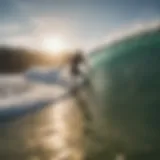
[[69, 50, 88, 93], [69, 50, 93, 124], [70, 50, 85, 77]]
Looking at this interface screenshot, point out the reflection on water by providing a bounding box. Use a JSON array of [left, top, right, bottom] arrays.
[[0, 98, 84, 160]]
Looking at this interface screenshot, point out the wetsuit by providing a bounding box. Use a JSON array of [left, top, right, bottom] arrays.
[[69, 52, 92, 122], [70, 52, 85, 76]]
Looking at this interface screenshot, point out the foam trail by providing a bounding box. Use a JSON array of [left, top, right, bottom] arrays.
[[0, 72, 71, 124], [0, 72, 85, 125], [0, 91, 70, 124]]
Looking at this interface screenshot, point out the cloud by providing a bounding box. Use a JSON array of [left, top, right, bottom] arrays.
[[0, 0, 160, 50], [0, 24, 20, 35], [0, 0, 77, 49]]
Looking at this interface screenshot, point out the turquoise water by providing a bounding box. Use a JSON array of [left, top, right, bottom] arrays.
[[85, 25, 160, 159]]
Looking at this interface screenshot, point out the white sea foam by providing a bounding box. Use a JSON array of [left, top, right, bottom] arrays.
[[0, 69, 66, 110]]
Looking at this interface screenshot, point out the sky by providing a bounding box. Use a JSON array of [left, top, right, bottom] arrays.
[[1, 0, 160, 51]]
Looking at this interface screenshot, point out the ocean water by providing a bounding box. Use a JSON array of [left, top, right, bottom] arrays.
[[0, 73, 85, 160], [0, 22, 160, 160]]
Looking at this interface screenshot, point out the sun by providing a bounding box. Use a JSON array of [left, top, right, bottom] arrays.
[[42, 36, 70, 54]]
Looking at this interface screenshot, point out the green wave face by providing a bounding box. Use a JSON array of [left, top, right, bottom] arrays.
[[89, 29, 160, 69], [86, 27, 160, 154]]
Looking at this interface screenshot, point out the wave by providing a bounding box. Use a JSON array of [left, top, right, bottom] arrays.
[[0, 68, 69, 123]]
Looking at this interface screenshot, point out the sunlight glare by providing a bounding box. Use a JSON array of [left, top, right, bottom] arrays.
[[42, 36, 70, 55]]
